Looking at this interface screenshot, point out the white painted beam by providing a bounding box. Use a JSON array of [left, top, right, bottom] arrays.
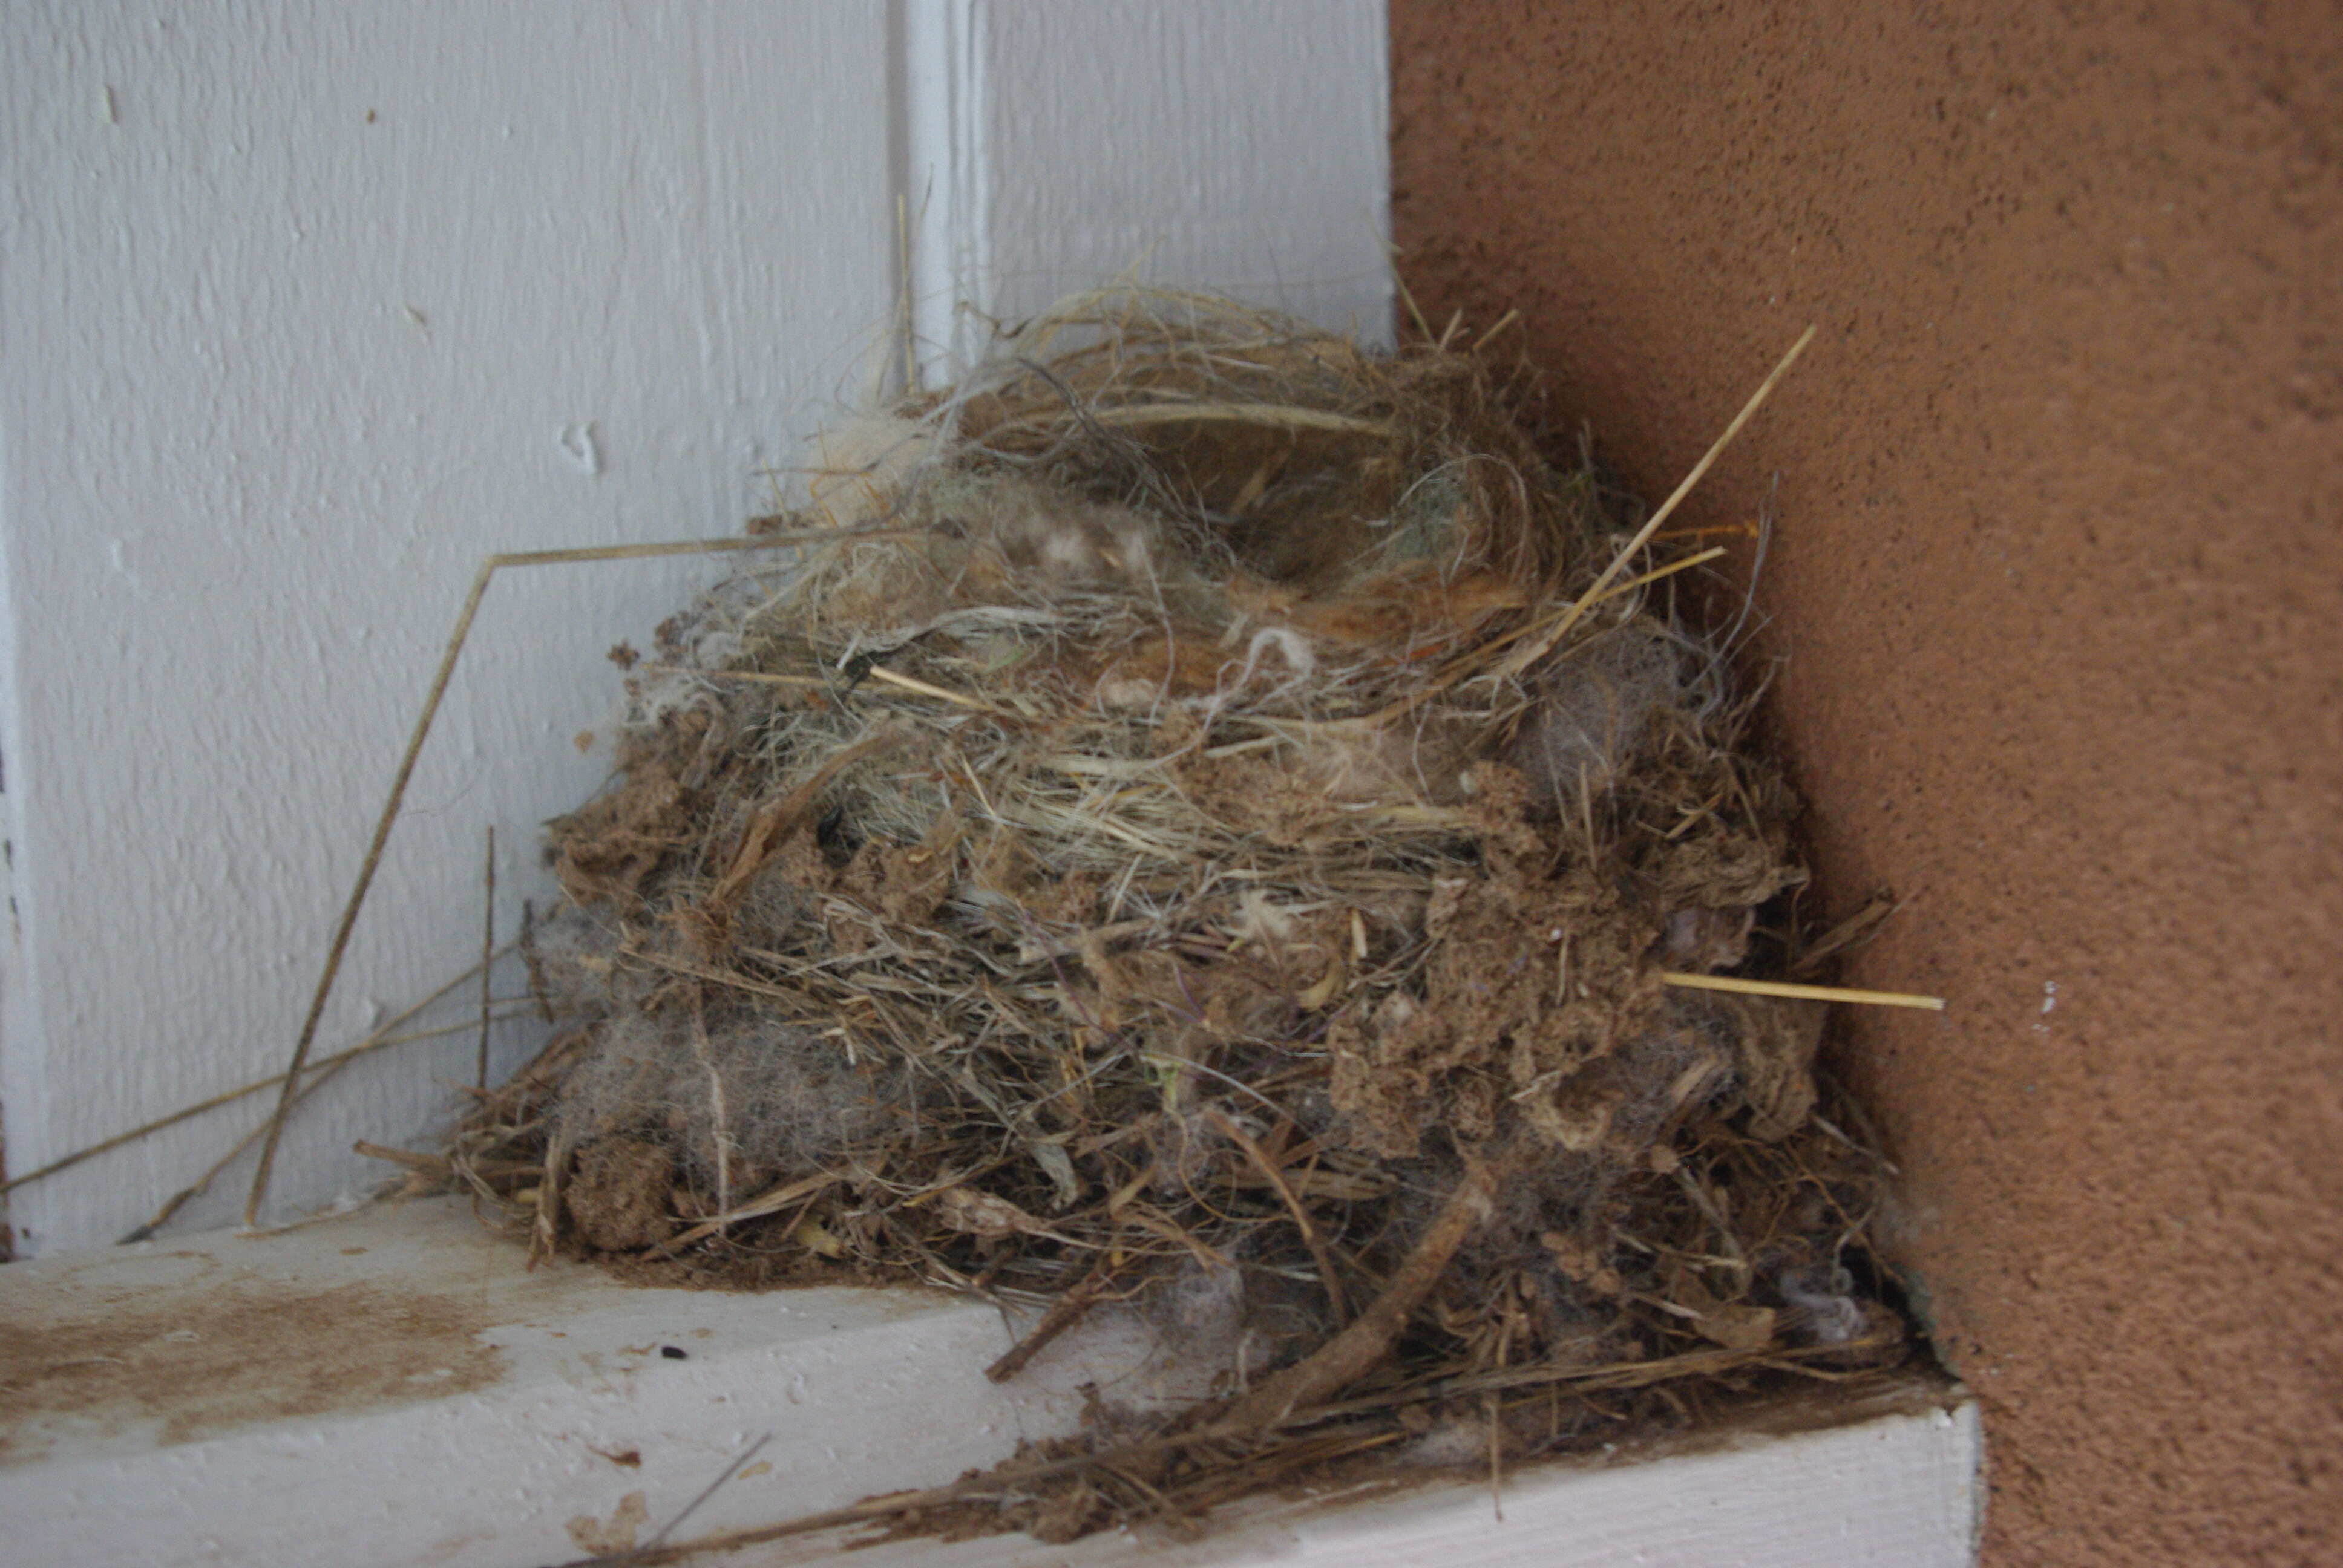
[[0, 1198, 1981, 1568], [899, 0, 1391, 385]]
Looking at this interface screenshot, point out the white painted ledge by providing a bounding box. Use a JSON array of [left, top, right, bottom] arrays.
[[0, 1197, 1981, 1567]]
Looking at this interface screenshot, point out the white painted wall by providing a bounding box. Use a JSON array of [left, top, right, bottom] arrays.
[[0, 1198, 1981, 1568], [0, 1, 1391, 1253]]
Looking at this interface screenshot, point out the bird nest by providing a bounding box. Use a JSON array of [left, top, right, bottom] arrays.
[[451, 288, 1913, 1547]]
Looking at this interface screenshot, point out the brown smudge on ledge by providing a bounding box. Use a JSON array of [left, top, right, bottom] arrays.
[[0, 1271, 503, 1455]]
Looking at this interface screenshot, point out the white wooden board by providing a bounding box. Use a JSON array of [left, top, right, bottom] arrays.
[[0, 1197, 1981, 1568]]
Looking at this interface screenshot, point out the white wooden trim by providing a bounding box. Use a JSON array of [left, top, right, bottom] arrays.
[[896, 0, 1392, 388], [900, 0, 992, 382], [0, 1197, 1982, 1567]]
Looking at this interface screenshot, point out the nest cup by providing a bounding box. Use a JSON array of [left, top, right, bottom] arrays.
[[460, 287, 1907, 1540]]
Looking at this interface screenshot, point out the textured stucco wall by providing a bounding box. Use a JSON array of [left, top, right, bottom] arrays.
[[1391, 5, 2341, 1566]]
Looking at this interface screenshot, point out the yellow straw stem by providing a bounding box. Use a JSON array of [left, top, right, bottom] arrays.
[[1497, 325, 1816, 681], [1660, 971, 1945, 1012]]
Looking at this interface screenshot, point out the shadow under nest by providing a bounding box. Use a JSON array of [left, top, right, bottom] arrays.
[[448, 289, 1915, 1550]]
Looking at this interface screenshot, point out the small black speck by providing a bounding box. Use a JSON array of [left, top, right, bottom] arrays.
[[660, 1345, 688, 1361]]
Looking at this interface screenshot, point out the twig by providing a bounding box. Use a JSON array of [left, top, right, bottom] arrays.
[[1388, 247, 1437, 345], [531, 1130, 571, 1268], [543, 1324, 1901, 1568], [1205, 1107, 1349, 1327], [4, 949, 513, 1200], [1469, 308, 1522, 354], [689, 1002, 732, 1228], [641, 1434, 772, 1555], [637, 663, 825, 687], [522, 898, 549, 1020], [353, 1140, 449, 1175], [1659, 971, 1945, 1012], [1493, 325, 1817, 682], [1365, 327, 1817, 727], [1653, 522, 1761, 542], [1672, 1165, 1749, 1284], [894, 189, 917, 397], [862, 664, 1013, 716], [1588, 545, 1727, 606], [118, 1034, 385, 1243], [1312, 1333, 1909, 1414], [984, 1252, 1123, 1382], [477, 825, 496, 1091], [1220, 1158, 1498, 1436], [697, 731, 891, 938], [647, 1172, 839, 1258], [245, 525, 911, 1227], [1086, 402, 1391, 437], [539, 1420, 1245, 1568], [545, 1350, 1467, 1568], [1789, 889, 1902, 978]]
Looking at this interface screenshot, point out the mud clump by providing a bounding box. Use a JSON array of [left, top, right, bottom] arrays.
[[564, 1137, 675, 1253]]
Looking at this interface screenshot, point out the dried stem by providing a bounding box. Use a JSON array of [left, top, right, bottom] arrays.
[[244, 526, 908, 1226], [1495, 325, 1817, 681], [1661, 971, 1945, 1011], [477, 824, 497, 1090], [985, 1252, 1126, 1383], [4, 949, 511, 1201], [1205, 1107, 1349, 1327], [1221, 1158, 1499, 1436]]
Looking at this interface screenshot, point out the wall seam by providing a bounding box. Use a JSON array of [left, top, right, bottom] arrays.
[[897, 0, 989, 387]]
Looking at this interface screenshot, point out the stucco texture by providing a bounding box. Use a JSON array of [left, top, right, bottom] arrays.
[[1391, 5, 2341, 1565]]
